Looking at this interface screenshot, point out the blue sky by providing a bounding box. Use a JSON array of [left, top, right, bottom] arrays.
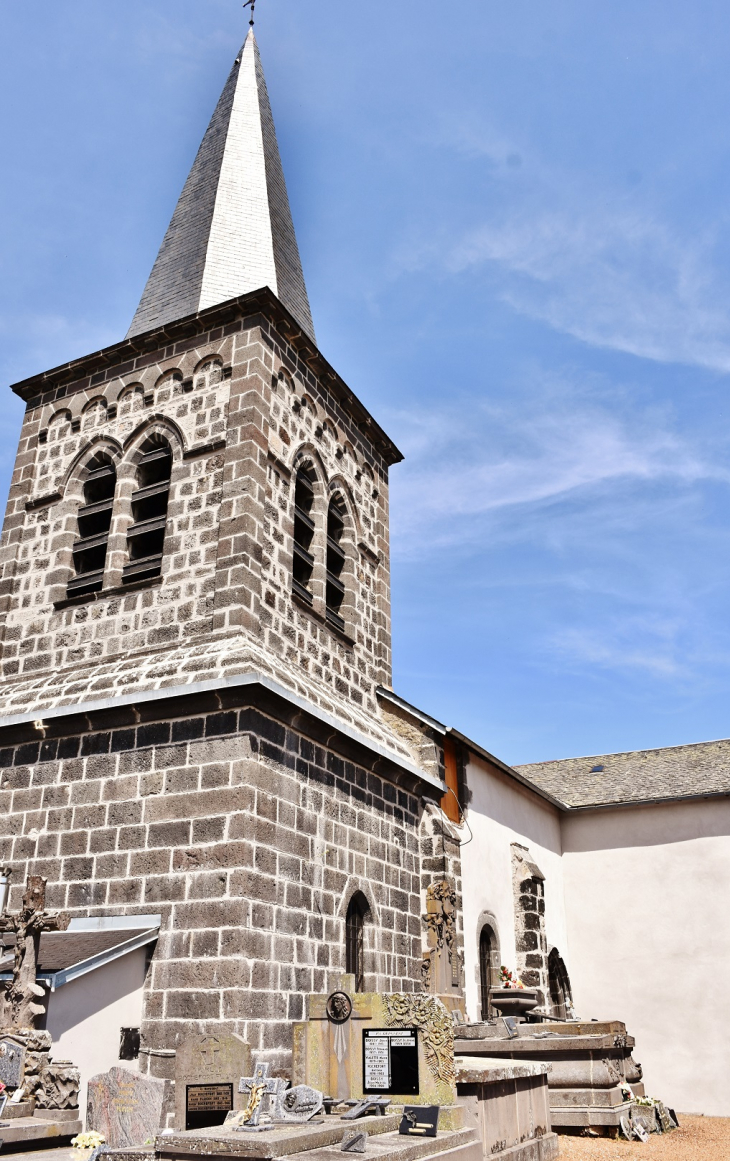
[[3, 1, 730, 765]]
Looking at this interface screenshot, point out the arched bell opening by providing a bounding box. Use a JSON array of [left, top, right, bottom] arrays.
[[67, 451, 118, 598]]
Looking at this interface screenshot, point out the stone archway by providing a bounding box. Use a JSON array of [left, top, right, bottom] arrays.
[[475, 913, 501, 1021]]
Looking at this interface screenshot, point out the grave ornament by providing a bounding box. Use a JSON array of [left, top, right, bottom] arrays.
[[399, 1105, 439, 1137], [0, 874, 69, 1028], [272, 1084, 324, 1123], [326, 993, 353, 1024], [341, 1097, 391, 1119], [235, 1063, 285, 1132], [340, 1131, 367, 1152]]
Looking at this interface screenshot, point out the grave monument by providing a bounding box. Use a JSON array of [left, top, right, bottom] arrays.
[[0, 872, 82, 1146], [174, 1032, 251, 1132], [87, 1066, 168, 1149]]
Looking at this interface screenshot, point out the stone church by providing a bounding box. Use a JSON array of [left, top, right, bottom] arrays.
[[0, 26, 727, 1124]]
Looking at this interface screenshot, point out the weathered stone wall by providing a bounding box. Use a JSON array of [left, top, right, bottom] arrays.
[[0, 691, 425, 1075], [0, 299, 399, 748]]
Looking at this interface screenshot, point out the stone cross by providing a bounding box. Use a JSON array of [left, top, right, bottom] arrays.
[[237, 1063, 285, 1127], [0, 875, 69, 1028]]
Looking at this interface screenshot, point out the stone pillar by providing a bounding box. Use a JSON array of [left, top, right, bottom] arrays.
[[420, 802, 465, 1010], [511, 844, 549, 1007]]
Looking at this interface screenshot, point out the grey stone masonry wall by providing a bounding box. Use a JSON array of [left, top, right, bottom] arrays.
[[0, 293, 405, 760], [0, 686, 426, 1077], [511, 844, 549, 1007]]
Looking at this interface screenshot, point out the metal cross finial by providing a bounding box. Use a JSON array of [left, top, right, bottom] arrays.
[[243, 0, 255, 26]]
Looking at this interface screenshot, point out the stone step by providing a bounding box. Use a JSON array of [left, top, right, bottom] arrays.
[[285, 1127, 480, 1161], [549, 1103, 633, 1129], [0, 1113, 82, 1147]]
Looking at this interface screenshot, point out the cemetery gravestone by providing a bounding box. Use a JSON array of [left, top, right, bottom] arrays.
[[87, 1067, 167, 1147], [0, 1039, 24, 1089], [174, 1033, 251, 1132], [236, 1063, 285, 1130]]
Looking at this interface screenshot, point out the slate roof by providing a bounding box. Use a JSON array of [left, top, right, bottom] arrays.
[[0, 927, 157, 984], [515, 738, 730, 809], [128, 30, 315, 342]]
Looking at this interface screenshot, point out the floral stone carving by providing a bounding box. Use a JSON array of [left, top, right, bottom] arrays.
[[383, 993, 455, 1088], [421, 879, 460, 992]]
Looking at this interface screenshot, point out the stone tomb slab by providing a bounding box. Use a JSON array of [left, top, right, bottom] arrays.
[[158, 1126, 485, 1161], [87, 1067, 167, 1148], [156, 1113, 404, 1159], [175, 1033, 251, 1132]]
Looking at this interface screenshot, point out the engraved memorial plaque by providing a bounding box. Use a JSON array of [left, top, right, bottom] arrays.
[[362, 1029, 418, 1095], [186, 1083, 233, 1131]]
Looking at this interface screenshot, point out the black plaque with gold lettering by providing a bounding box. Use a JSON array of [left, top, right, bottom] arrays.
[[185, 1083, 233, 1131], [362, 1029, 418, 1095]]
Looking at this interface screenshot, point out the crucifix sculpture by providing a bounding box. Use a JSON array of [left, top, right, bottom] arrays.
[[0, 874, 69, 1028]]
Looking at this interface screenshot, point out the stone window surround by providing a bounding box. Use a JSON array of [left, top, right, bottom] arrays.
[[49, 421, 184, 609]]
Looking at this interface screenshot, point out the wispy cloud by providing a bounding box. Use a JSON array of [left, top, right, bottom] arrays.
[[397, 117, 730, 373], [451, 209, 730, 372], [388, 382, 725, 557], [550, 621, 684, 678]]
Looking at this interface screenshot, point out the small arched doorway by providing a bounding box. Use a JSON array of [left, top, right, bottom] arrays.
[[345, 892, 370, 992], [478, 923, 499, 1021], [548, 948, 573, 1019]]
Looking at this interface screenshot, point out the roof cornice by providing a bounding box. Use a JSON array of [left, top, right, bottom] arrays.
[[10, 287, 403, 466]]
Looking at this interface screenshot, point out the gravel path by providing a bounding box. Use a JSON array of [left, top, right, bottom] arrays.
[[557, 1117, 730, 1160]]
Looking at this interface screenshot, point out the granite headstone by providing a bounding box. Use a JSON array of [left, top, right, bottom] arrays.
[[87, 1067, 166, 1147], [0, 1038, 24, 1089], [174, 1033, 251, 1132]]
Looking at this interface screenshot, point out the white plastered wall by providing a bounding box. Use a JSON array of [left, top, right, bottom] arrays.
[[561, 798, 730, 1117], [461, 754, 568, 1022], [46, 947, 148, 1121]]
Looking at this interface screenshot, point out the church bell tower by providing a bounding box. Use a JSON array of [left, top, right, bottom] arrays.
[[0, 27, 454, 1079]]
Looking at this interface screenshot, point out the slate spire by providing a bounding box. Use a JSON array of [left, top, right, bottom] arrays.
[[127, 30, 315, 342]]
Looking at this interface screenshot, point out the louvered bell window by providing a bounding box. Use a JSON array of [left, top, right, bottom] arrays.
[[292, 467, 316, 604], [123, 440, 172, 585], [67, 454, 117, 597], [326, 497, 346, 631]]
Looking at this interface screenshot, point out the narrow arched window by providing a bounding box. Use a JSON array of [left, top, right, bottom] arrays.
[[326, 496, 346, 631], [345, 892, 369, 993], [123, 437, 172, 585], [479, 925, 496, 1021], [292, 466, 316, 604], [68, 453, 117, 597]]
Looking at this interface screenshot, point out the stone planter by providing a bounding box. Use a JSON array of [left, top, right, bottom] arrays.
[[490, 988, 540, 1017]]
